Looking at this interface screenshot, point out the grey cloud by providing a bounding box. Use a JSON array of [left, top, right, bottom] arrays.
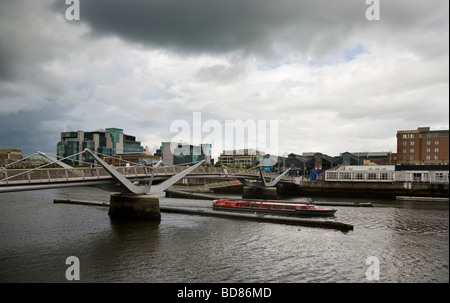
[[51, 0, 365, 59], [0, 104, 72, 156], [50, 0, 448, 61], [195, 64, 245, 83], [0, 0, 88, 82]]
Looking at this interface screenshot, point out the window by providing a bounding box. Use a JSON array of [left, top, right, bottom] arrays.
[[402, 142, 407, 146], [327, 172, 338, 180], [410, 148, 415, 153], [410, 141, 415, 146], [434, 148, 439, 152], [435, 172, 448, 182], [340, 172, 352, 180], [426, 155, 431, 160], [426, 148, 430, 153], [367, 173, 377, 180], [402, 149, 407, 153], [410, 156, 415, 160], [434, 155, 439, 160], [435, 140, 439, 145], [426, 140, 431, 145], [412, 173, 422, 182]]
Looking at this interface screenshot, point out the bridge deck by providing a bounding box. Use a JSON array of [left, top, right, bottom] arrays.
[[0, 166, 294, 189]]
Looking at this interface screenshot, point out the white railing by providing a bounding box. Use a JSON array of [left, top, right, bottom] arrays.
[[0, 165, 293, 186]]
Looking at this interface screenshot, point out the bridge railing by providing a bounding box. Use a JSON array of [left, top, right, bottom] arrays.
[[1, 167, 114, 184], [1, 165, 293, 186]]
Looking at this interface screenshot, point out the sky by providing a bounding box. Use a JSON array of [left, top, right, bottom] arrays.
[[0, 0, 448, 160]]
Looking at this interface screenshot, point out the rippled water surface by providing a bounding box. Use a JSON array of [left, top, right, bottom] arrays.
[[0, 187, 448, 283]]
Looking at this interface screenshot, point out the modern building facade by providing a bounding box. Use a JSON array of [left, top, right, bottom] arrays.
[[396, 127, 449, 165], [155, 142, 212, 166], [57, 128, 144, 165]]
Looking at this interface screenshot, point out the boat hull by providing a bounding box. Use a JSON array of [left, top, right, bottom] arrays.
[[213, 206, 336, 217], [212, 200, 337, 217]]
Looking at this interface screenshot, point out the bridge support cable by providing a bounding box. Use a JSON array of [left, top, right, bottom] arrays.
[[36, 151, 74, 169], [2, 152, 40, 168], [83, 149, 205, 195], [265, 168, 291, 187], [0, 150, 87, 184], [146, 160, 205, 194], [237, 167, 291, 188]]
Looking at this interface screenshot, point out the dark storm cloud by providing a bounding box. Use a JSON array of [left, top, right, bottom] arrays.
[[0, 104, 72, 156], [51, 0, 372, 59], [50, 0, 448, 60]]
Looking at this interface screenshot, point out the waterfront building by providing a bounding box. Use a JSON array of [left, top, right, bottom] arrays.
[[396, 127, 449, 165], [268, 151, 394, 177], [218, 149, 265, 168], [344, 152, 395, 166], [274, 152, 346, 176], [325, 165, 396, 182], [0, 149, 22, 167], [155, 142, 212, 166], [324, 164, 448, 184], [57, 128, 144, 165]]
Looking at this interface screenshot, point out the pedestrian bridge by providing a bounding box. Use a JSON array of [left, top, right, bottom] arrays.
[[0, 149, 296, 194]]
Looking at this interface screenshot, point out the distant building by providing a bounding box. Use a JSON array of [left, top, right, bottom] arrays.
[[57, 128, 144, 165], [0, 149, 22, 167], [155, 142, 212, 166], [343, 152, 395, 166], [264, 151, 394, 177], [101, 146, 162, 167], [0, 149, 47, 168], [396, 127, 449, 165], [218, 149, 265, 168]]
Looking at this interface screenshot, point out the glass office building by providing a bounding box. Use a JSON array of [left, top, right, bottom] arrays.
[[57, 128, 144, 165]]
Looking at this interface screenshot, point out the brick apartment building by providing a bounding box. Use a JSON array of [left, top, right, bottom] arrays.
[[396, 127, 449, 165]]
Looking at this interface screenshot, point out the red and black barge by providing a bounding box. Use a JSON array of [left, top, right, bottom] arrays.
[[213, 199, 337, 217]]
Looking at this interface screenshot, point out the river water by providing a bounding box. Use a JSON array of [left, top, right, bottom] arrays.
[[0, 186, 448, 283]]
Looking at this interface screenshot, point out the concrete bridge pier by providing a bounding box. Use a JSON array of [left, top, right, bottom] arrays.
[[242, 186, 278, 200], [108, 193, 161, 221]]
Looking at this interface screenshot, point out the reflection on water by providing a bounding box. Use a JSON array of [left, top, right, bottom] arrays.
[[0, 187, 448, 283]]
